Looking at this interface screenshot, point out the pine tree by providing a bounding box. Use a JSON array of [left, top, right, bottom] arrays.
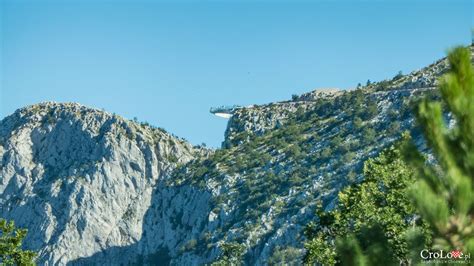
[[404, 46, 474, 254], [303, 136, 431, 265], [0, 219, 36, 265], [333, 46, 474, 265]]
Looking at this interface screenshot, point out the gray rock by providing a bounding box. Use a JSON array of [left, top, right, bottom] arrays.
[[1, 46, 471, 265]]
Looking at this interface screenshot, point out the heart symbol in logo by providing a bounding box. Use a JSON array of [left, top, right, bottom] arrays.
[[451, 250, 461, 258]]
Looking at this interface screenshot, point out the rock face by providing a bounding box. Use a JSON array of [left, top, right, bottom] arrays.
[[0, 103, 202, 265], [223, 89, 344, 148], [1, 47, 472, 265], [222, 54, 448, 149]]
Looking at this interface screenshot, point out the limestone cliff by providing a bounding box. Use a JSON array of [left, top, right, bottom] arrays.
[[1, 47, 471, 265], [0, 102, 202, 265]]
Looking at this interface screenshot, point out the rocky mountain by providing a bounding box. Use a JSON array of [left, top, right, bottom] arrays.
[[1, 46, 471, 265], [0, 103, 204, 265]]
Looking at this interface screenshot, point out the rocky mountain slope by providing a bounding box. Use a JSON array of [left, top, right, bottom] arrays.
[[0, 103, 204, 265], [1, 46, 471, 265]]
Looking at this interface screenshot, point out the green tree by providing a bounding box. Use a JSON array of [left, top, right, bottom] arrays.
[[353, 117, 364, 130], [211, 242, 245, 266], [267, 246, 303, 265], [393, 70, 403, 80], [361, 101, 378, 120], [320, 147, 332, 160], [336, 225, 397, 266], [341, 151, 355, 164], [387, 121, 401, 136], [303, 137, 431, 265], [334, 46, 474, 265], [361, 127, 376, 145], [0, 219, 36, 265], [404, 46, 474, 254]]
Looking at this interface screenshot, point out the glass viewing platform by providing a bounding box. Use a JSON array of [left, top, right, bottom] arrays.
[[209, 105, 243, 118]]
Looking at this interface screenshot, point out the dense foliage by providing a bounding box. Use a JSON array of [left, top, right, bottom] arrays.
[[303, 136, 432, 265], [0, 219, 36, 266], [405, 46, 474, 254], [211, 242, 245, 266], [333, 46, 474, 265]]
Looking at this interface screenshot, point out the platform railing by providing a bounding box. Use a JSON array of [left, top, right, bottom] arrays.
[[209, 105, 242, 114]]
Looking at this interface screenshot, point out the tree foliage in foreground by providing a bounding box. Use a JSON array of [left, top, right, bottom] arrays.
[[0, 219, 36, 266], [335, 46, 474, 265], [405, 46, 474, 254], [303, 136, 431, 265]]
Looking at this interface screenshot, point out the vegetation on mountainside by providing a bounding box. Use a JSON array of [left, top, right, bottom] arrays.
[[171, 82, 426, 263], [173, 87, 409, 207], [319, 46, 474, 265], [303, 136, 432, 265], [0, 219, 36, 266], [211, 242, 245, 266], [1, 43, 458, 266], [404, 46, 474, 255], [267, 246, 303, 265]]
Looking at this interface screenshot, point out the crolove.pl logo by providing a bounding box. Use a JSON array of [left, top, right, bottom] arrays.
[[420, 249, 471, 264]]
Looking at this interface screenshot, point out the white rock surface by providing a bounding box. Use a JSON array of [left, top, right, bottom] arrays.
[[1, 47, 470, 265], [0, 102, 205, 265]]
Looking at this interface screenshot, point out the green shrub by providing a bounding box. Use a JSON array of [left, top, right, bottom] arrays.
[[0, 219, 36, 265], [304, 137, 431, 265]]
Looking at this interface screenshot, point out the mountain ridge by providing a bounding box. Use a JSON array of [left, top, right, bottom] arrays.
[[1, 47, 472, 265]]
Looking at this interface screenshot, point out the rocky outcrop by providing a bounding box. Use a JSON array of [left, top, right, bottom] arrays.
[[295, 88, 342, 101], [222, 46, 472, 149], [1, 46, 472, 265], [223, 101, 314, 148], [223, 89, 345, 148], [0, 102, 203, 265]]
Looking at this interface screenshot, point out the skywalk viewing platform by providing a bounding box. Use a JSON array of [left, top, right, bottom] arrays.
[[209, 105, 243, 118]]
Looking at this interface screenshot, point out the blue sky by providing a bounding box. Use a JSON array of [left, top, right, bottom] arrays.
[[0, 0, 472, 147]]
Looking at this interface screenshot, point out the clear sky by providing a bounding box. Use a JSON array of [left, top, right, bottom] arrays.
[[0, 0, 472, 147]]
